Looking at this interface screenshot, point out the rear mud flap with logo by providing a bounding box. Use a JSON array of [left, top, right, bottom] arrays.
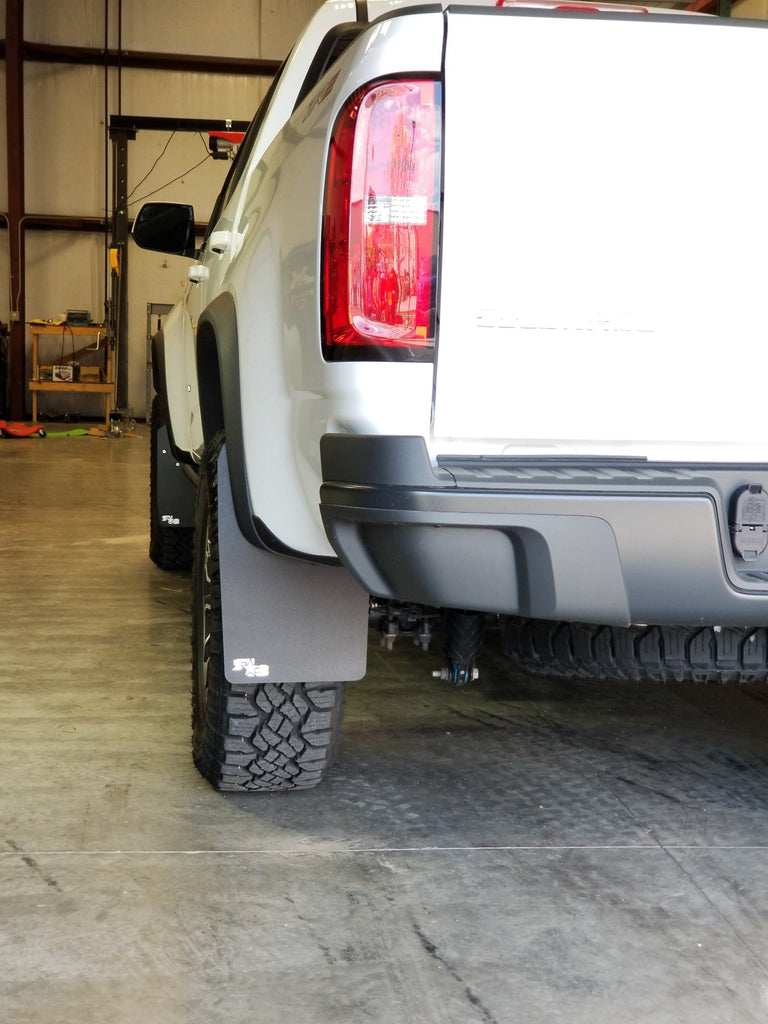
[[216, 451, 369, 686]]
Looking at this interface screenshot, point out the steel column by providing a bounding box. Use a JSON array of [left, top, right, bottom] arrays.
[[5, 0, 26, 419], [107, 116, 249, 413], [110, 128, 132, 409]]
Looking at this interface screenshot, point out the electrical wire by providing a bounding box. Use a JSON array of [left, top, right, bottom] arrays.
[[127, 133, 213, 208], [11, 214, 30, 317], [126, 131, 177, 202], [58, 324, 76, 370], [0, 212, 11, 318]]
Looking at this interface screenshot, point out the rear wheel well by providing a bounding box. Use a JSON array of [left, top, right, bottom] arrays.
[[196, 317, 224, 445]]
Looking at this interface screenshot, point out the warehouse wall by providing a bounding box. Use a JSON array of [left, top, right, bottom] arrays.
[[732, 0, 768, 15], [0, 0, 324, 419]]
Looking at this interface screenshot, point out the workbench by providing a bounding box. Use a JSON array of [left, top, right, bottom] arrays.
[[28, 324, 115, 428]]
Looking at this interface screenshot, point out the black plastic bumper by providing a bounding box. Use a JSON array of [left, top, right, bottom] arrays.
[[319, 434, 768, 627]]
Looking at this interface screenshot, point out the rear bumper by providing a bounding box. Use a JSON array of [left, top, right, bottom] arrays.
[[319, 434, 768, 627]]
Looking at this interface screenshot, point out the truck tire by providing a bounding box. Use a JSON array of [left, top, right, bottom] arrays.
[[191, 431, 346, 791], [502, 617, 768, 684], [149, 393, 193, 571]]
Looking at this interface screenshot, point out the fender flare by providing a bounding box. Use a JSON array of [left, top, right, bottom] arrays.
[[196, 292, 338, 563], [196, 292, 259, 547]]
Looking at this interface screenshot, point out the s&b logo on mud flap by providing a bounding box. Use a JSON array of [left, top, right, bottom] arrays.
[[232, 658, 270, 679]]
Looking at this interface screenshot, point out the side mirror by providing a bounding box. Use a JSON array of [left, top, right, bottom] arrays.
[[132, 203, 197, 258]]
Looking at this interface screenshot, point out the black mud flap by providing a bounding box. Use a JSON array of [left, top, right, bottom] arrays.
[[217, 449, 369, 686], [155, 417, 196, 528]]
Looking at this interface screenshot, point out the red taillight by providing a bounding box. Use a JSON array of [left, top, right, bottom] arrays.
[[322, 80, 441, 361]]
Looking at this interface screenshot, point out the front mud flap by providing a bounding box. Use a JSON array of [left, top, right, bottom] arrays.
[[216, 450, 369, 686], [155, 417, 196, 527]]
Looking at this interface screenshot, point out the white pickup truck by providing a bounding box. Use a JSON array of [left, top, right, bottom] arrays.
[[133, 0, 768, 792]]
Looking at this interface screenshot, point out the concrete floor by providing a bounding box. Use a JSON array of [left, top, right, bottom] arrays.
[[2, 431, 768, 1023]]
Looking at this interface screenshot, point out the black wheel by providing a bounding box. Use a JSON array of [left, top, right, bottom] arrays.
[[149, 393, 193, 570], [502, 617, 768, 684], [191, 430, 346, 792]]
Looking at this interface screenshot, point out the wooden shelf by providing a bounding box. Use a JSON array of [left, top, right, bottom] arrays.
[[28, 324, 115, 428]]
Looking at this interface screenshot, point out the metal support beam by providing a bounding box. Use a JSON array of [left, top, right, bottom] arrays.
[[107, 115, 251, 412], [0, 40, 281, 78], [5, 0, 25, 419], [0, 214, 109, 232], [110, 115, 251, 135], [110, 128, 132, 410], [0, 214, 214, 234]]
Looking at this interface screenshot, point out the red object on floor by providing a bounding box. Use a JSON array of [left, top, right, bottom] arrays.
[[0, 420, 46, 438]]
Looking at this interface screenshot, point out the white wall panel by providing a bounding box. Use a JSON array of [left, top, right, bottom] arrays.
[[4, 0, 328, 416], [24, 1, 114, 48], [24, 63, 106, 216], [21, 0, 325, 55], [733, 0, 768, 16], [25, 232, 105, 324], [120, 1, 261, 58], [119, 68, 264, 120], [260, 0, 326, 56]]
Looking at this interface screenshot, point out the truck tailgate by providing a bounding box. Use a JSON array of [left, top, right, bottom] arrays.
[[435, 9, 768, 460]]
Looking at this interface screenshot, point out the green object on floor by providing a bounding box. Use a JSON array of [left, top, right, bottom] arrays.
[[46, 427, 90, 437]]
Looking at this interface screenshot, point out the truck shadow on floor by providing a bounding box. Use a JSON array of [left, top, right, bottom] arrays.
[[224, 630, 768, 851]]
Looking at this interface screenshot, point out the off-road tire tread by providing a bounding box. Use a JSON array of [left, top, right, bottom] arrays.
[[502, 617, 768, 683], [191, 430, 346, 792]]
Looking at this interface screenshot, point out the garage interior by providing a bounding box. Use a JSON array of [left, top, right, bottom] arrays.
[[3, 2, 768, 1023]]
